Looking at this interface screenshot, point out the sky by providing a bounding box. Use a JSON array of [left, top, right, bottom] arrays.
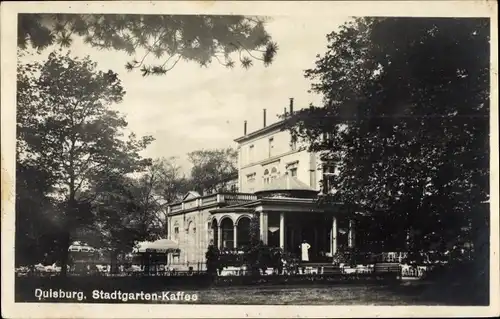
[[20, 15, 350, 172]]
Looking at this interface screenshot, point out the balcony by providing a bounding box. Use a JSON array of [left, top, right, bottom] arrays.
[[169, 192, 257, 214]]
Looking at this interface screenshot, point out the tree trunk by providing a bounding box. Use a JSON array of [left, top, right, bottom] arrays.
[[59, 231, 70, 276], [110, 250, 120, 274], [60, 189, 76, 277], [62, 141, 77, 277]]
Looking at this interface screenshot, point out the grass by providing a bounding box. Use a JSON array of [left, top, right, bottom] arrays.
[[153, 281, 488, 305]]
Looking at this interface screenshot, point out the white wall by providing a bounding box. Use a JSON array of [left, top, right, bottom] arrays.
[[237, 126, 324, 193], [169, 208, 212, 268]]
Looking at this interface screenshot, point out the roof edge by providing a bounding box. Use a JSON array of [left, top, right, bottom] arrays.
[[234, 120, 285, 143]]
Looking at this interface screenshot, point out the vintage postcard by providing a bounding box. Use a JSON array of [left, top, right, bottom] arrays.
[[1, 1, 499, 318]]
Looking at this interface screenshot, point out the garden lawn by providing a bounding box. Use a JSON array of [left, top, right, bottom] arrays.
[[154, 281, 487, 305]]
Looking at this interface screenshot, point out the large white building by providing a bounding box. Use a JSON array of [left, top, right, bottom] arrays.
[[166, 99, 355, 270], [236, 102, 324, 194]]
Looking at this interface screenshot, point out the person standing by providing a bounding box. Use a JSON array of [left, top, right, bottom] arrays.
[[300, 240, 311, 262]]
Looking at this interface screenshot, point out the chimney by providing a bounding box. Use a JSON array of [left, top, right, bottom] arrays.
[[289, 98, 294, 114], [244, 120, 247, 135], [284, 107, 287, 117], [263, 109, 267, 128]]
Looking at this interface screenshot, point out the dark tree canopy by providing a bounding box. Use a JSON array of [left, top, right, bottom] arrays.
[[91, 173, 164, 257], [17, 51, 154, 272], [285, 17, 490, 253], [15, 162, 63, 267], [150, 157, 192, 203], [188, 148, 238, 195], [18, 14, 279, 76]]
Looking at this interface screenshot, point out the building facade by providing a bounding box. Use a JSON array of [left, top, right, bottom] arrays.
[[236, 110, 324, 194], [166, 101, 356, 270]]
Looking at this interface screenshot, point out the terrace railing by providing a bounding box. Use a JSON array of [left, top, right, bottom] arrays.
[[169, 193, 257, 213]]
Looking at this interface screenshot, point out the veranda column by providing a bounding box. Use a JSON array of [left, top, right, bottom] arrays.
[[348, 219, 355, 248], [233, 224, 238, 249], [331, 216, 338, 256], [260, 212, 269, 245], [259, 212, 264, 241], [279, 212, 285, 250], [217, 224, 223, 249]]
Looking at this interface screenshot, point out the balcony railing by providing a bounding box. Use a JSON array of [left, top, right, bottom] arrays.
[[169, 193, 257, 214]]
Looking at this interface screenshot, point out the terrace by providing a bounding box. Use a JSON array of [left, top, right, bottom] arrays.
[[168, 192, 257, 214]]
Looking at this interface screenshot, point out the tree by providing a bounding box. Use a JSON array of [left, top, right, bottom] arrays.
[[17, 51, 154, 275], [187, 148, 238, 194], [151, 157, 191, 203], [18, 14, 278, 76], [90, 172, 164, 273], [245, 214, 264, 276], [285, 18, 490, 255], [87, 157, 188, 269], [15, 162, 64, 268]]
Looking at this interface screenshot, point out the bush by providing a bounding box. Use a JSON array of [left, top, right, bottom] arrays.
[[206, 215, 290, 276], [205, 244, 219, 276]]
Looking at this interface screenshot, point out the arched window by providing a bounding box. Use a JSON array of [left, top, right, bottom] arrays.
[[236, 216, 251, 248], [263, 169, 270, 184], [270, 167, 278, 181], [220, 217, 235, 249]]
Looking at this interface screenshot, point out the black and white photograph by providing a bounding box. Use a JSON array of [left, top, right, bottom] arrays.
[[1, 1, 499, 318]]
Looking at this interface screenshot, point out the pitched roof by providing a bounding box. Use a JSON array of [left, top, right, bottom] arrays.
[[256, 173, 317, 193], [183, 191, 201, 201]]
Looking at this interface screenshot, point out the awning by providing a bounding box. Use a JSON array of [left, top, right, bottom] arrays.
[[133, 239, 179, 253], [68, 242, 96, 252]]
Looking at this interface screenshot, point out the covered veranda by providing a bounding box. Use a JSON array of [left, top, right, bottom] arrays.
[[209, 174, 358, 261]]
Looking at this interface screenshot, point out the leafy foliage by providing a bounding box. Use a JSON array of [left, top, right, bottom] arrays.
[[187, 148, 238, 194], [18, 14, 278, 76], [150, 157, 192, 203], [88, 172, 164, 271], [17, 51, 154, 273], [285, 18, 490, 254], [205, 243, 220, 276], [244, 215, 265, 275], [15, 162, 64, 267]]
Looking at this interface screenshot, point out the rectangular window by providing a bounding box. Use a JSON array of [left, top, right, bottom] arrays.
[[322, 164, 335, 194], [268, 137, 274, 157], [287, 161, 299, 177], [174, 227, 179, 241], [247, 173, 256, 183], [248, 145, 254, 163]]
